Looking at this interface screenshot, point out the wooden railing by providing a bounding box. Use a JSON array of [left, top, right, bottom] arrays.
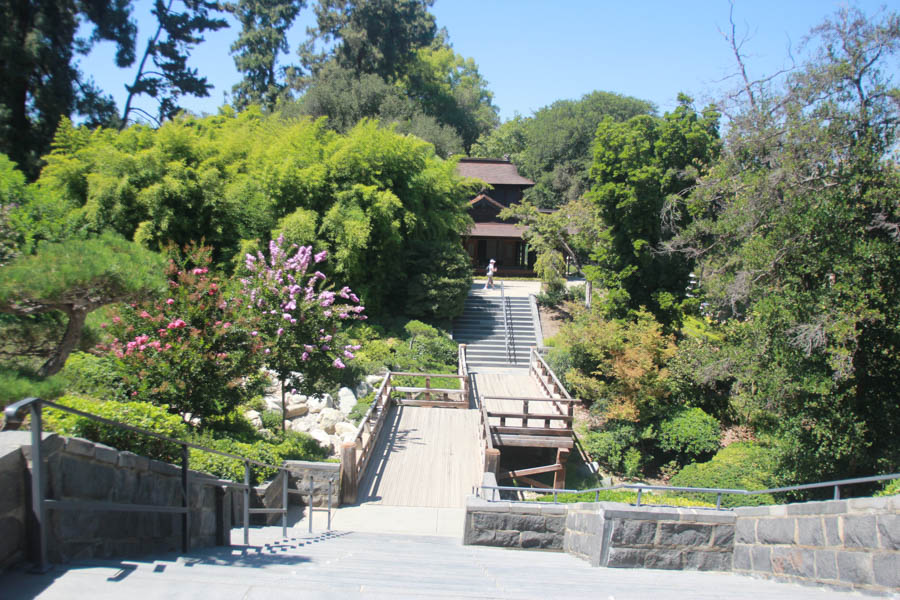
[[483, 395, 576, 437], [340, 351, 471, 503]]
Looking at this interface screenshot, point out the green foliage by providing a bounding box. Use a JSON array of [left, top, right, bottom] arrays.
[[670, 442, 778, 508], [0, 367, 68, 411], [44, 396, 189, 464], [347, 391, 375, 424], [658, 407, 720, 461], [582, 421, 640, 475], [59, 351, 125, 399], [586, 95, 720, 328], [34, 112, 475, 322], [348, 319, 457, 377], [875, 479, 900, 497], [260, 410, 284, 431], [0, 232, 167, 376], [668, 8, 900, 483], [473, 91, 655, 209], [0, 0, 134, 177], [228, 0, 301, 111], [534, 489, 715, 508], [403, 240, 472, 320]]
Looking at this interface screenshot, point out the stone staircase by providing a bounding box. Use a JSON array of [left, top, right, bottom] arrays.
[[453, 293, 536, 368]]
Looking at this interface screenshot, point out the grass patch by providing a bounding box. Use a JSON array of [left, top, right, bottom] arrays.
[[534, 489, 716, 508]]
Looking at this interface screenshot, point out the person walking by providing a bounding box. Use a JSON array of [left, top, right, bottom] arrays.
[[484, 259, 496, 289]]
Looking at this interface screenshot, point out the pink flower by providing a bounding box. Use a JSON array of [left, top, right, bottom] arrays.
[[301, 352, 309, 361], [139, 310, 152, 319], [166, 298, 175, 305], [333, 358, 345, 369], [314, 250, 328, 263], [264, 348, 271, 354], [344, 350, 354, 359], [112, 316, 121, 324], [323, 310, 332, 317], [283, 313, 292, 321], [223, 322, 231, 329], [192, 267, 208, 275], [251, 331, 258, 336], [277, 328, 284, 336], [100, 323, 108, 329]]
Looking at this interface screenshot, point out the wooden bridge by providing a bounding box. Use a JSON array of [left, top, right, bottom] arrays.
[[340, 345, 580, 508]]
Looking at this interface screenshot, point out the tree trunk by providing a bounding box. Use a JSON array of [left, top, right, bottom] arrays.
[[38, 306, 87, 377], [281, 378, 287, 435]]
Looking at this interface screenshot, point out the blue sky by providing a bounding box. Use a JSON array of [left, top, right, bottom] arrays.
[[81, 0, 895, 124]]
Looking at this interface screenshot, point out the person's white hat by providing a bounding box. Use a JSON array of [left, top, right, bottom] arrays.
[[489, 258, 495, 263]]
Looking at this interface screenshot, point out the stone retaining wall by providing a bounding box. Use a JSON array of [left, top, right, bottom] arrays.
[[1, 431, 231, 565], [565, 502, 735, 571], [284, 460, 340, 508], [0, 433, 28, 570], [733, 495, 899, 595], [463, 496, 567, 549]]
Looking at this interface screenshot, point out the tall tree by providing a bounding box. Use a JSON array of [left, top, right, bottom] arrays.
[[0, 0, 135, 178], [121, 0, 228, 127], [472, 91, 655, 208], [588, 94, 720, 328], [299, 0, 436, 83], [228, 0, 303, 111], [668, 8, 900, 482]]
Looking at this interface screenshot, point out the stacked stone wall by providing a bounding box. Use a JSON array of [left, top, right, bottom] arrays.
[[733, 496, 899, 595], [564, 502, 734, 571], [0, 433, 28, 569], [464, 497, 567, 549]]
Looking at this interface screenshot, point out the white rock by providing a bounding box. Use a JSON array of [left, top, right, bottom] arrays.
[[354, 380, 373, 400], [309, 429, 331, 450], [290, 419, 311, 433], [284, 395, 308, 419], [244, 410, 262, 429], [318, 407, 343, 434], [307, 394, 333, 414], [365, 374, 385, 387], [337, 387, 357, 415], [334, 422, 357, 438], [263, 395, 282, 413]]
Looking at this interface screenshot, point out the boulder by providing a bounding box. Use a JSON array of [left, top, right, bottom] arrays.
[[334, 422, 357, 439], [354, 380, 373, 400], [284, 395, 308, 419], [317, 408, 343, 434], [244, 410, 262, 429], [309, 429, 332, 451], [337, 387, 357, 415], [290, 419, 311, 433], [263, 395, 282, 413], [365, 374, 385, 387], [307, 394, 333, 414]]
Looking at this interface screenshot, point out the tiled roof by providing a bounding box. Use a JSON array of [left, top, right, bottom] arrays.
[[456, 158, 534, 186], [467, 222, 527, 239]]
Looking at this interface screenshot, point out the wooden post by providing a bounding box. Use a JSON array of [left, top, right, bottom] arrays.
[[425, 376, 431, 402], [553, 448, 570, 489], [485, 448, 501, 475], [523, 399, 529, 427], [340, 443, 358, 505]]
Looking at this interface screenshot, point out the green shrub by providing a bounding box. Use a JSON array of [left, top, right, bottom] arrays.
[[260, 409, 284, 431], [44, 396, 189, 463], [348, 391, 375, 425], [670, 442, 778, 507], [59, 352, 124, 399], [875, 478, 900, 497], [623, 447, 643, 478], [535, 489, 715, 508], [582, 421, 640, 474], [0, 367, 68, 410], [658, 407, 721, 461]]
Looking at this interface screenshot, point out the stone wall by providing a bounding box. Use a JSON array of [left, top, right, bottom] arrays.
[[4, 431, 231, 565], [0, 433, 28, 570], [565, 502, 735, 571], [284, 460, 341, 508], [463, 496, 567, 550], [733, 495, 899, 595]]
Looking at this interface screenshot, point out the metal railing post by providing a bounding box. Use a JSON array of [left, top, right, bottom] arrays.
[[28, 400, 49, 572], [181, 444, 190, 553], [636, 488, 643, 507], [282, 468, 288, 538], [715, 493, 722, 510], [327, 478, 333, 531], [834, 485, 840, 500], [308, 476, 314, 533], [243, 461, 250, 545]]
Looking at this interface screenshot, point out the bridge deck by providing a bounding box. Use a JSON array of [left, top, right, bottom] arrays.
[[356, 405, 482, 508], [476, 371, 569, 430]]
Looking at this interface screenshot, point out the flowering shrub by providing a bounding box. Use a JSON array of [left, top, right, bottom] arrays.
[[242, 236, 365, 423], [97, 244, 266, 422]]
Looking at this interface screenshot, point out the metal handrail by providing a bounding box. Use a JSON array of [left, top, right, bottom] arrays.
[[4, 396, 301, 572], [478, 473, 900, 509], [500, 281, 514, 364]]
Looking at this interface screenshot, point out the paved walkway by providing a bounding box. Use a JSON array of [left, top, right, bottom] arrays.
[[2, 525, 863, 599]]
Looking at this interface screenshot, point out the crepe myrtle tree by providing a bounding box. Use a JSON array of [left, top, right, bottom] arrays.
[[242, 235, 365, 432], [97, 243, 265, 423]]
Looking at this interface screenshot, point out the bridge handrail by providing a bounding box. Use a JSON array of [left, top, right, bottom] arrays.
[[500, 282, 514, 364], [477, 473, 900, 509], [2, 396, 335, 571]]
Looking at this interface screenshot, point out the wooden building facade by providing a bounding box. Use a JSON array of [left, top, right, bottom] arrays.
[[456, 158, 537, 276]]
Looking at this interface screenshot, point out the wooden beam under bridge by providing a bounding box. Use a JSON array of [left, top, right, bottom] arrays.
[[499, 463, 564, 480]]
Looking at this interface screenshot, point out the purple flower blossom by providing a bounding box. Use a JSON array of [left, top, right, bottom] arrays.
[[301, 352, 309, 361], [333, 358, 345, 369], [314, 250, 328, 263], [277, 328, 284, 336], [343, 350, 354, 359]]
